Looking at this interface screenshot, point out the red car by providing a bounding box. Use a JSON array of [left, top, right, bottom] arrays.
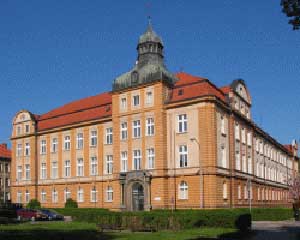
[[16, 209, 48, 221]]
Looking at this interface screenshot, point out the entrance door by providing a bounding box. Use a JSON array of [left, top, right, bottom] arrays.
[[132, 183, 144, 211]]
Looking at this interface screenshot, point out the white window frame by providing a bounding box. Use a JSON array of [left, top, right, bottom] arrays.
[[64, 188, 71, 202], [179, 145, 188, 168], [51, 161, 58, 179], [145, 90, 153, 105], [17, 191, 22, 203], [235, 151, 240, 170], [17, 166, 22, 181], [25, 164, 30, 180], [52, 138, 58, 153], [221, 146, 227, 168], [223, 182, 228, 199], [178, 114, 187, 133], [221, 115, 226, 134], [76, 132, 84, 150], [146, 118, 154, 136], [90, 186, 98, 203], [40, 139, 46, 155], [132, 120, 141, 138], [179, 181, 188, 199], [132, 94, 140, 107], [90, 156, 98, 176], [147, 148, 155, 169], [120, 97, 127, 110], [90, 130, 97, 147], [41, 162, 47, 179], [25, 190, 30, 203], [17, 144, 22, 157], [41, 190, 46, 203], [106, 186, 113, 202], [120, 151, 128, 172], [106, 127, 113, 144], [25, 143, 30, 156], [64, 136, 71, 150], [106, 155, 113, 174], [77, 187, 84, 203], [52, 189, 58, 203], [120, 122, 128, 140], [64, 160, 71, 177], [133, 149, 141, 170], [77, 158, 84, 177]]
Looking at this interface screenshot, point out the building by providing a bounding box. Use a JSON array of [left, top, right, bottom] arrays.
[[0, 143, 11, 203], [10, 24, 299, 210]]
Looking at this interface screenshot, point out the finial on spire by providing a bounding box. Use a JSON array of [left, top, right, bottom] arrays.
[[146, 1, 152, 30]]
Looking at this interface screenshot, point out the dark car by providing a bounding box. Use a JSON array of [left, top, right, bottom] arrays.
[[16, 209, 48, 221], [40, 209, 64, 221]]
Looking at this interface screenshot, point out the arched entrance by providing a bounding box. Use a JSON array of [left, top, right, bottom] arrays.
[[132, 183, 144, 211]]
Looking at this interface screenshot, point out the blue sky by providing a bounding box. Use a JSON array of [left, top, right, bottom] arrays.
[[0, 0, 299, 146]]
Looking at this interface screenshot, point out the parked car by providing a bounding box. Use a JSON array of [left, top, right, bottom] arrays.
[[40, 209, 64, 221], [16, 209, 48, 221]]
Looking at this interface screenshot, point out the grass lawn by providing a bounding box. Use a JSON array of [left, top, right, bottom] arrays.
[[0, 221, 238, 240]]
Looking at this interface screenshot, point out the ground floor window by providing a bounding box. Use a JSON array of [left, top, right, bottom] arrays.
[[106, 186, 113, 202], [179, 181, 188, 199]]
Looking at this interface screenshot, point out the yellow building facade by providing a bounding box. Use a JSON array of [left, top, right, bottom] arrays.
[[10, 24, 299, 210]]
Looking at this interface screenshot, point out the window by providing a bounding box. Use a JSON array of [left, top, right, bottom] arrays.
[[17, 144, 22, 157], [64, 188, 71, 202], [52, 138, 58, 152], [64, 136, 71, 150], [247, 132, 252, 146], [238, 185, 241, 200], [221, 146, 227, 168], [121, 151, 128, 172], [179, 181, 188, 199], [25, 124, 30, 133], [64, 160, 71, 177], [77, 158, 84, 176], [77, 187, 84, 203], [146, 118, 154, 136], [120, 122, 128, 140], [178, 114, 187, 133], [244, 185, 248, 200], [25, 164, 30, 180], [241, 128, 246, 143], [147, 148, 155, 169], [106, 186, 113, 202], [52, 189, 58, 203], [76, 133, 84, 149], [25, 143, 30, 156], [106, 127, 113, 144], [91, 186, 97, 203], [133, 95, 140, 107], [242, 155, 246, 172], [235, 151, 240, 170], [41, 190, 46, 203], [223, 182, 228, 199], [41, 163, 47, 179], [133, 150, 141, 170], [132, 120, 141, 138], [52, 161, 58, 179], [106, 155, 113, 174], [221, 115, 226, 134], [257, 187, 260, 201], [40, 139, 46, 154], [247, 155, 252, 174], [179, 145, 188, 168], [17, 191, 22, 203], [90, 156, 98, 176], [90, 130, 97, 147], [120, 97, 127, 109], [17, 166, 22, 180], [25, 190, 30, 203], [235, 123, 240, 140], [145, 91, 153, 105], [17, 126, 22, 136]]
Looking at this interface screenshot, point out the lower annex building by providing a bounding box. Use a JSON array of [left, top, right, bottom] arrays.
[[11, 23, 299, 210]]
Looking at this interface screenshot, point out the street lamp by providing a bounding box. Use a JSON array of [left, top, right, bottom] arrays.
[[190, 137, 204, 209]]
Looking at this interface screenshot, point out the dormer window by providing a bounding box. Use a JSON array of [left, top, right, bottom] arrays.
[[131, 71, 138, 84]]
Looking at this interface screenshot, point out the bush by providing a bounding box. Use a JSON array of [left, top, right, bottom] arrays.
[[26, 199, 41, 209], [64, 198, 78, 209]]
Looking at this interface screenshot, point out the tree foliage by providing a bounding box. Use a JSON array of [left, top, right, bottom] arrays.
[[281, 0, 300, 30]]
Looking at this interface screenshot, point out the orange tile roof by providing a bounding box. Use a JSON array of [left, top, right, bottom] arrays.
[[220, 85, 231, 94], [169, 72, 226, 102], [284, 144, 294, 154], [37, 92, 112, 131], [0, 144, 11, 159]]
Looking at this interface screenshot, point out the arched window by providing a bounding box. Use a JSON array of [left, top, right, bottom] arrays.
[[106, 186, 113, 202], [179, 181, 188, 199], [223, 182, 227, 199]]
